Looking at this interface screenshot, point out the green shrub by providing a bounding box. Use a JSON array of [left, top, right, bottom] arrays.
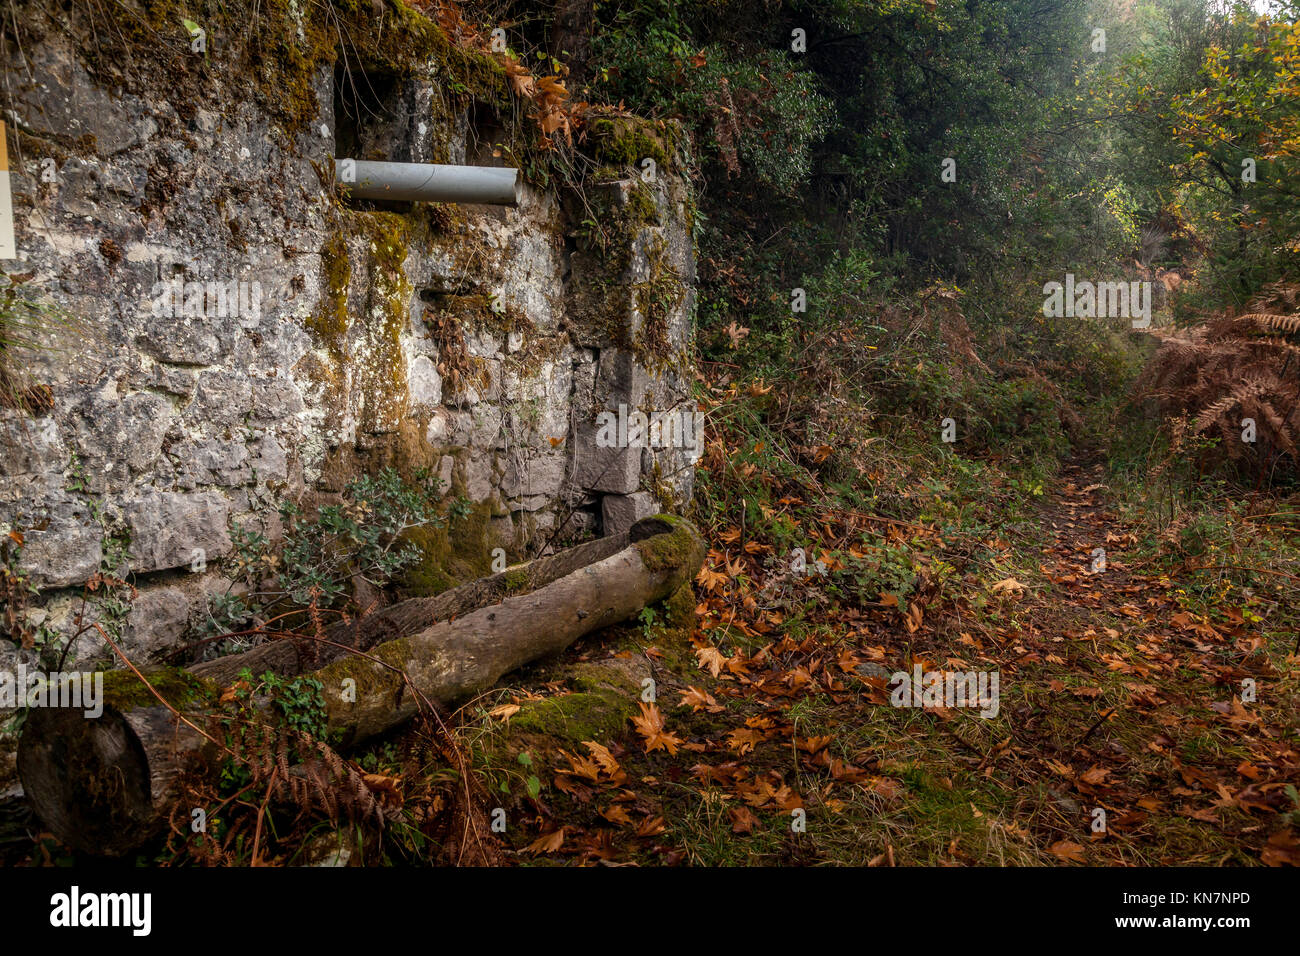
[[204, 467, 466, 652], [591, 1, 832, 195]]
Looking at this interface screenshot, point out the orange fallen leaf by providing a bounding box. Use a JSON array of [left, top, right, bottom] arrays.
[[679, 686, 722, 712], [1080, 765, 1111, 786], [695, 645, 728, 677], [599, 805, 634, 827], [1049, 840, 1087, 863], [1262, 829, 1300, 866], [525, 828, 566, 855], [631, 701, 682, 755], [582, 741, 623, 780], [361, 773, 403, 808], [636, 815, 666, 838], [727, 727, 765, 755], [730, 806, 759, 833]]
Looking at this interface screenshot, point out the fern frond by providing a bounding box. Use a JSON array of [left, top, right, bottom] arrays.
[[1242, 312, 1300, 335], [1193, 395, 1238, 433]]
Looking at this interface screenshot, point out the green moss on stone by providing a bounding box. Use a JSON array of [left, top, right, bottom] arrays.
[[569, 661, 641, 697], [626, 182, 660, 227], [397, 501, 495, 597], [588, 116, 676, 173], [661, 582, 696, 632], [507, 689, 633, 743], [308, 231, 352, 353], [351, 211, 412, 433], [631, 236, 685, 373], [100, 667, 217, 712], [569, 180, 663, 350], [318, 636, 410, 721]]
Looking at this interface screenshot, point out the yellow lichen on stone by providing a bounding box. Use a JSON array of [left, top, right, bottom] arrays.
[[352, 211, 413, 435]]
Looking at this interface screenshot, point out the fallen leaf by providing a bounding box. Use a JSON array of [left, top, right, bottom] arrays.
[[488, 703, 521, 721], [695, 645, 728, 677], [582, 741, 623, 779], [631, 701, 682, 755], [599, 805, 634, 827], [1049, 840, 1087, 863], [679, 686, 722, 713], [730, 806, 759, 833], [524, 828, 566, 855]]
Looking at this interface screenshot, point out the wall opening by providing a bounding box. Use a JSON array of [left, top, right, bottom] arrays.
[[333, 66, 411, 211], [465, 102, 509, 168], [334, 66, 403, 159]]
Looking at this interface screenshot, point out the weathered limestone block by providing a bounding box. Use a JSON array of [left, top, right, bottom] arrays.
[[467, 405, 506, 448], [0, 416, 67, 478], [121, 586, 191, 660], [4, 37, 143, 155], [464, 455, 496, 502], [601, 491, 658, 536], [597, 349, 651, 407], [572, 423, 641, 494], [408, 354, 443, 408], [184, 370, 256, 428], [124, 491, 231, 574], [16, 499, 103, 589], [512, 494, 552, 513], [178, 438, 252, 487], [66, 385, 173, 487], [503, 453, 567, 499], [135, 314, 225, 366]]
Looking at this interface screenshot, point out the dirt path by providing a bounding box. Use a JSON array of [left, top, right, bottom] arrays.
[[953, 457, 1300, 864]]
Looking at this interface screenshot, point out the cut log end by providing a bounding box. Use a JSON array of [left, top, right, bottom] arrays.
[[629, 515, 676, 542], [17, 706, 157, 857]]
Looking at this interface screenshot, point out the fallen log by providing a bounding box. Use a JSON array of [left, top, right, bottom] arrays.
[[189, 518, 659, 686], [17, 515, 704, 856]]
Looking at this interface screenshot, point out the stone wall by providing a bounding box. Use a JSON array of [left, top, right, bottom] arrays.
[[0, 0, 697, 783]]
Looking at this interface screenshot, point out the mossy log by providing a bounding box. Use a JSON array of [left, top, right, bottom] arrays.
[[318, 514, 703, 746], [15, 669, 220, 857], [190, 516, 679, 686], [17, 516, 704, 855]]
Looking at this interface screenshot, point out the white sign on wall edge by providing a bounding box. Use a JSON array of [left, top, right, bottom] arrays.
[[0, 120, 15, 259]]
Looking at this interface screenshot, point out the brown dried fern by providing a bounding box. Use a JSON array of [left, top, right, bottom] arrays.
[[1242, 312, 1300, 334], [1135, 284, 1300, 478]]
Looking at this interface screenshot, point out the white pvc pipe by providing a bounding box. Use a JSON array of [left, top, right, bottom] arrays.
[[335, 159, 521, 206]]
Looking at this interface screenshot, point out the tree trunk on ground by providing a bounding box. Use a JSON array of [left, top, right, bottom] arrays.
[[189, 520, 650, 686], [17, 516, 704, 856]]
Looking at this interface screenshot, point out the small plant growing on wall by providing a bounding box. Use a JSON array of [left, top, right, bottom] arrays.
[[202, 467, 469, 659], [0, 271, 78, 414]]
